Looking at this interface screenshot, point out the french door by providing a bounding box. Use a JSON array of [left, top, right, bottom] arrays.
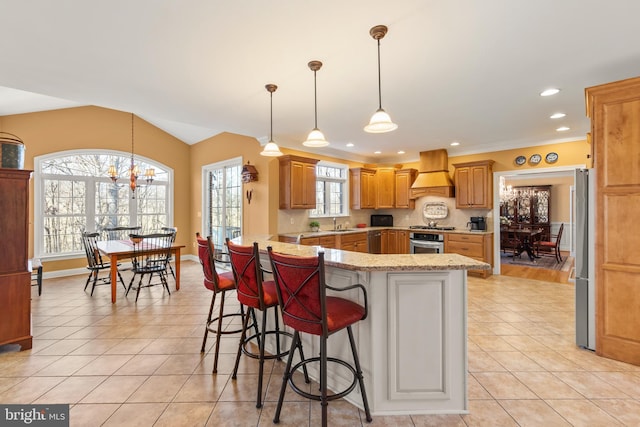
[[203, 158, 242, 250]]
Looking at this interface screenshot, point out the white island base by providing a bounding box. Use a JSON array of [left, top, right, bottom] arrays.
[[235, 237, 484, 416]]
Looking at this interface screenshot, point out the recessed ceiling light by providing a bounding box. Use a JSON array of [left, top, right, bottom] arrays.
[[374, 151, 381, 154], [397, 150, 405, 154], [540, 88, 560, 97], [346, 143, 354, 147], [550, 112, 566, 119], [556, 126, 570, 132], [450, 141, 460, 146]]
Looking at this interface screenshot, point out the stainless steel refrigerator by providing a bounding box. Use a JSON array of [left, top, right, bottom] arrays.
[[575, 168, 596, 350]]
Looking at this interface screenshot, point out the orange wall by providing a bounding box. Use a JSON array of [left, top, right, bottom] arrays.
[[0, 104, 591, 274], [0, 106, 190, 273]]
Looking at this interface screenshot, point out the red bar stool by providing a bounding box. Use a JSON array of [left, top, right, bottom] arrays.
[[196, 233, 245, 373], [225, 238, 308, 408], [267, 247, 372, 427]]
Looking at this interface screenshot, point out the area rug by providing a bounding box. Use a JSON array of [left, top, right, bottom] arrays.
[[500, 252, 572, 271]]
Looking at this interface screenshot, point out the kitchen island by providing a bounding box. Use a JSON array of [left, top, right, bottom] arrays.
[[232, 236, 490, 415]]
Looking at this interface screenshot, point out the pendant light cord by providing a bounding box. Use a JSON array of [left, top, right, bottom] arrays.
[[313, 69, 318, 128], [270, 90, 274, 141], [376, 38, 383, 110], [130, 114, 135, 168]]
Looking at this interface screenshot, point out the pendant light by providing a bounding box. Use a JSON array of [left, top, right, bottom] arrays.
[[260, 84, 284, 157], [364, 25, 398, 133], [302, 60, 329, 147]]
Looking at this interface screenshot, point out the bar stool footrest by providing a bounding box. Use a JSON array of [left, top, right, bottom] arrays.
[[206, 312, 249, 336], [289, 356, 358, 401], [241, 330, 293, 360]]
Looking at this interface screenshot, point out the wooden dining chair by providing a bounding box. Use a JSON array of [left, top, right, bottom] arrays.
[[535, 223, 564, 263], [126, 232, 174, 301], [103, 226, 142, 241], [80, 231, 126, 295]]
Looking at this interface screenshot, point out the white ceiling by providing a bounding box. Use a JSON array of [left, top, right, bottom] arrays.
[[1, 0, 640, 163]]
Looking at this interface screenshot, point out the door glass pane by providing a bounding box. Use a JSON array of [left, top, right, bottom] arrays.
[[206, 162, 242, 249]]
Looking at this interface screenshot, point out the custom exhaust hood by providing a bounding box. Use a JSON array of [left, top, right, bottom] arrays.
[[410, 149, 455, 198]]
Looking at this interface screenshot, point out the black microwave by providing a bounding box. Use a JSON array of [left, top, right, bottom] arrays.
[[371, 214, 393, 227]]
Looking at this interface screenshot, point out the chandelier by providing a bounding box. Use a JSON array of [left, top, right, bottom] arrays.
[[499, 176, 518, 205], [108, 114, 155, 198]]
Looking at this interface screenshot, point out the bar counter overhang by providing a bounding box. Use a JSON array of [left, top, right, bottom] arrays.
[[231, 235, 490, 415]]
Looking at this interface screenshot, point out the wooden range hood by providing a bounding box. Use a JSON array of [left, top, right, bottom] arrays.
[[409, 149, 455, 198]]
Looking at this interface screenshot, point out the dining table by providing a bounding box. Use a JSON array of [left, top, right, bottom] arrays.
[[97, 239, 185, 303], [508, 226, 543, 261]]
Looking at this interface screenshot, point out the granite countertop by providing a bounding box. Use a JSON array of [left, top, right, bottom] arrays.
[[233, 235, 490, 272], [279, 226, 493, 239]]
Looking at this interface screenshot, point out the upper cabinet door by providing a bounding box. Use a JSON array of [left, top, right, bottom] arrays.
[[453, 160, 494, 209], [279, 155, 319, 209]]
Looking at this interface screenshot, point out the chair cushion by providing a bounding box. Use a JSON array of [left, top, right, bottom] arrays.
[[261, 280, 279, 307], [539, 241, 556, 247], [326, 297, 366, 334], [284, 296, 365, 336], [205, 270, 236, 292]]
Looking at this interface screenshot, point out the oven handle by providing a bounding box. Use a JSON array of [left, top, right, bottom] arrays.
[[410, 239, 443, 248]]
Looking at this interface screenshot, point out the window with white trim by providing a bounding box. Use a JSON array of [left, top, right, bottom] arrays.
[[310, 161, 349, 217], [35, 150, 172, 258]]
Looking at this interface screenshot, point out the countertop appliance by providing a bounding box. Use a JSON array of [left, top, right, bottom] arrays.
[[370, 214, 393, 227], [409, 232, 444, 254], [575, 168, 596, 350], [467, 216, 486, 231]]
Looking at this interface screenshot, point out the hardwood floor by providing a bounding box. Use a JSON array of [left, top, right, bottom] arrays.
[[500, 251, 574, 284]]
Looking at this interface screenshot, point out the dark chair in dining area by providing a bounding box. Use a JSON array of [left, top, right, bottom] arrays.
[[160, 226, 178, 279], [81, 231, 126, 296], [226, 238, 306, 409], [196, 232, 245, 373], [535, 223, 564, 263], [267, 247, 372, 427], [500, 226, 521, 257], [126, 232, 174, 302], [103, 225, 142, 241]]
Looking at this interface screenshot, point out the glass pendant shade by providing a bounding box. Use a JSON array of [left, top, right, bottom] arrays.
[[302, 128, 329, 147], [261, 141, 283, 156], [364, 108, 398, 133]]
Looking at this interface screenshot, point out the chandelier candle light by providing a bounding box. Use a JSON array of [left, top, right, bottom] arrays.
[[364, 25, 397, 133], [302, 60, 329, 147], [108, 114, 155, 198], [260, 84, 284, 157]]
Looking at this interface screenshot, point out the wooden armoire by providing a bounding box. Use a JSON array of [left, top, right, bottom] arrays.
[[0, 168, 32, 350], [586, 77, 640, 366]]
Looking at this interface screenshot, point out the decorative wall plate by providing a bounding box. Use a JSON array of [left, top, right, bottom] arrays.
[[529, 154, 542, 165], [545, 152, 559, 163], [515, 155, 526, 165]]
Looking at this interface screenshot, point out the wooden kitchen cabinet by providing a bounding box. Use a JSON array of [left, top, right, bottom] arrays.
[[395, 169, 417, 209], [338, 232, 368, 253], [376, 167, 396, 209], [350, 168, 377, 209], [453, 160, 494, 209], [445, 232, 493, 278], [279, 155, 319, 209], [381, 229, 410, 254], [0, 169, 33, 350]]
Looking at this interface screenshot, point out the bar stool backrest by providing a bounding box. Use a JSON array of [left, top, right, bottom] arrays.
[[268, 248, 327, 337], [226, 240, 267, 310], [196, 233, 226, 293]]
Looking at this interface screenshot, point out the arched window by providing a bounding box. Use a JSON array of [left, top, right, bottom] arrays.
[[34, 150, 173, 259]]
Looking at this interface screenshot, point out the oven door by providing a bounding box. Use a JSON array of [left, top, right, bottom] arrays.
[[410, 239, 444, 254]]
